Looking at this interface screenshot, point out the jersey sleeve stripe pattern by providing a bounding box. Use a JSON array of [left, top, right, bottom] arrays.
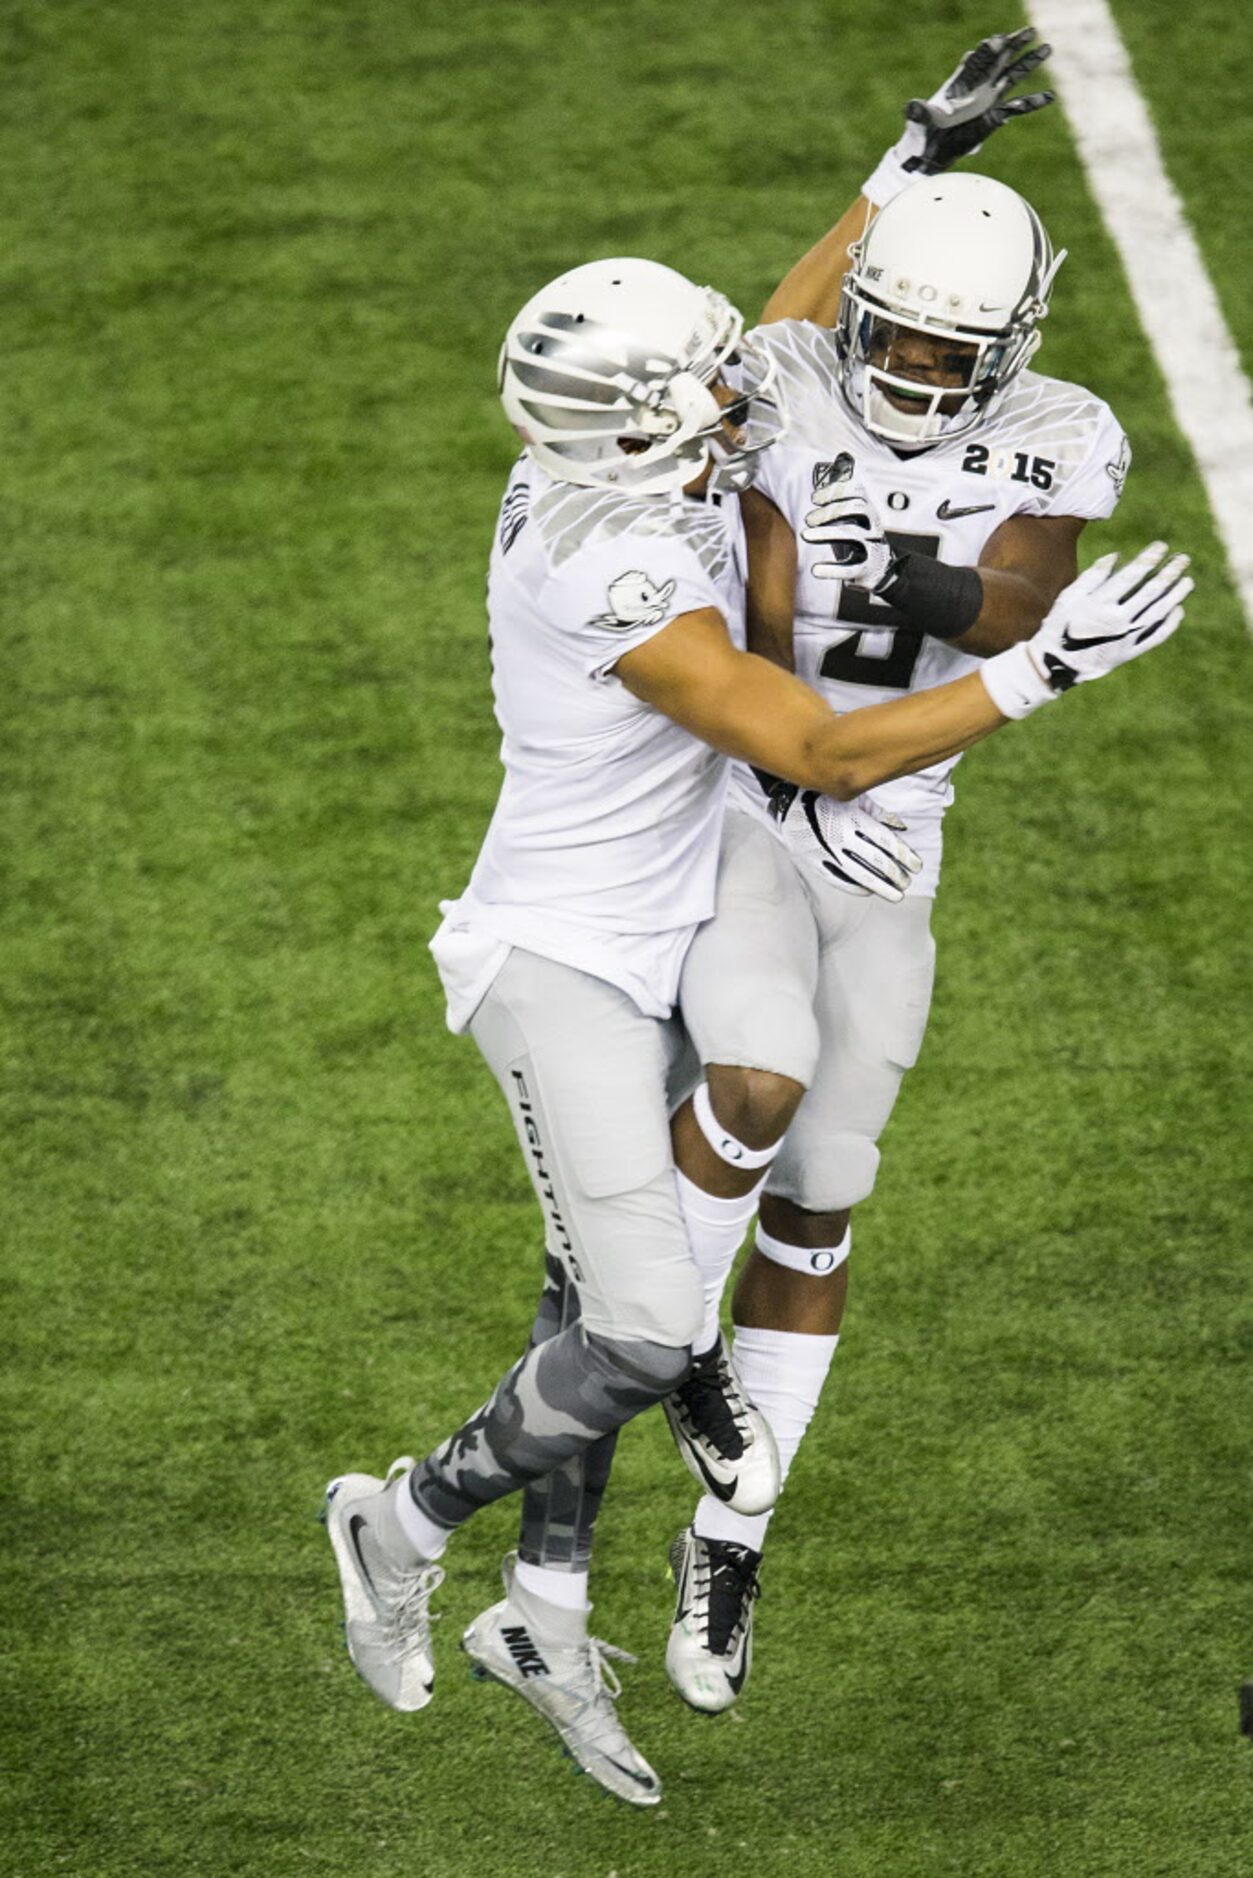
[[534, 482, 736, 586]]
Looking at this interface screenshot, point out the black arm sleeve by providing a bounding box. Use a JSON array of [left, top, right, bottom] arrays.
[[876, 553, 984, 640]]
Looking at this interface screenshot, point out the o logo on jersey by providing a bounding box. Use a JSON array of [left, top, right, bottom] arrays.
[[887, 491, 910, 511], [809, 1249, 837, 1274]]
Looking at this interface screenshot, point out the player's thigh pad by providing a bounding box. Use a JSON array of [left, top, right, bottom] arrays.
[[770, 894, 936, 1213], [470, 948, 701, 1349], [679, 810, 822, 1086]]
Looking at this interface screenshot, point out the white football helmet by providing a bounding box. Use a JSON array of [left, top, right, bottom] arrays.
[[499, 257, 784, 495], [836, 172, 1065, 448]]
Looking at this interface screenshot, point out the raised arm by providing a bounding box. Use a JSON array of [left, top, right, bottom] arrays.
[[761, 29, 1055, 327], [761, 197, 873, 328]]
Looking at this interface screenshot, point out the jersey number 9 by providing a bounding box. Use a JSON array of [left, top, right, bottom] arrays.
[[819, 531, 941, 690]]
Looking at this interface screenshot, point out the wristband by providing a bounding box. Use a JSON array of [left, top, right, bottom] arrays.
[[861, 136, 926, 209], [875, 553, 983, 640], [980, 642, 1056, 720]]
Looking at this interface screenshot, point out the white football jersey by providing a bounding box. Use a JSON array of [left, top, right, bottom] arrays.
[[732, 318, 1130, 892], [432, 454, 747, 1031]]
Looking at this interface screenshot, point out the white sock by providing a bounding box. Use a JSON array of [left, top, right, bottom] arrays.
[[392, 1472, 451, 1561], [693, 1323, 839, 1551], [513, 1557, 591, 1613], [675, 1169, 765, 1354]]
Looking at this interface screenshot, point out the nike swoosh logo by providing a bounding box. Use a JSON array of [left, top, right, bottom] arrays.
[[725, 1655, 749, 1695], [1059, 626, 1126, 650], [348, 1514, 376, 1592], [937, 499, 996, 520], [602, 1756, 659, 1789], [687, 1442, 736, 1502]]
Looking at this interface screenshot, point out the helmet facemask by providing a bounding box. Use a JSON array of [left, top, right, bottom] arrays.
[[705, 336, 785, 492], [837, 289, 1042, 447], [833, 179, 1065, 450]]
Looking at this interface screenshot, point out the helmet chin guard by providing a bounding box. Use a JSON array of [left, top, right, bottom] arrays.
[[835, 172, 1064, 449], [499, 258, 784, 495]]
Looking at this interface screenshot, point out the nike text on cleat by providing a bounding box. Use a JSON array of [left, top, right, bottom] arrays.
[[661, 1332, 780, 1515], [323, 1457, 444, 1712], [665, 1527, 761, 1714], [461, 1556, 661, 1808]]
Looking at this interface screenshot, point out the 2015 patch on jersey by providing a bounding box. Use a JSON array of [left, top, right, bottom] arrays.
[[959, 443, 1057, 489], [588, 570, 678, 631]]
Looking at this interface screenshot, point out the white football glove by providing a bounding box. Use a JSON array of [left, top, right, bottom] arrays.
[[777, 790, 923, 902], [863, 28, 1054, 207], [981, 543, 1192, 719], [1033, 543, 1192, 687], [802, 465, 895, 591]]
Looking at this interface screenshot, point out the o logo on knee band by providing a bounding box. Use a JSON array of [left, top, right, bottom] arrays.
[[691, 1082, 778, 1171], [757, 1224, 850, 1276]]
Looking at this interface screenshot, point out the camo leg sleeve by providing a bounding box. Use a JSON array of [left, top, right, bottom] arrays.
[[516, 1252, 618, 1572], [408, 1313, 688, 1531]]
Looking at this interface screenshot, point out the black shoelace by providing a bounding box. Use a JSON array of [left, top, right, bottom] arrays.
[[702, 1539, 762, 1656], [676, 1346, 748, 1458]]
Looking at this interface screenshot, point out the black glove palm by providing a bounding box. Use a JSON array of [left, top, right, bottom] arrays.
[[903, 27, 1055, 176]]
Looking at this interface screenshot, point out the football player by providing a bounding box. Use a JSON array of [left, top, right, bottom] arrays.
[[323, 238, 1187, 1803], [659, 32, 1159, 1713]]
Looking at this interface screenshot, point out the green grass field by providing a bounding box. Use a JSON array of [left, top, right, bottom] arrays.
[[2, 3, 1250, 1873]]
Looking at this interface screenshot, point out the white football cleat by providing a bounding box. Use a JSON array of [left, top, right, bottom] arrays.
[[666, 1526, 761, 1714], [323, 1457, 444, 1712], [662, 1333, 780, 1515], [462, 1555, 661, 1808]]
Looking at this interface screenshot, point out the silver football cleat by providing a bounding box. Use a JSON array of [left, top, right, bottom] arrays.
[[662, 1332, 780, 1515], [665, 1525, 761, 1714], [323, 1457, 444, 1712], [462, 1555, 661, 1807]]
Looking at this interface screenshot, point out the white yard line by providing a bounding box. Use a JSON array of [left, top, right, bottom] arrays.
[[1028, 0, 1253, 628]]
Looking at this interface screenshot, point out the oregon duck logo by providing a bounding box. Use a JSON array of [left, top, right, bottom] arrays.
[[588, 570, 678, 630]]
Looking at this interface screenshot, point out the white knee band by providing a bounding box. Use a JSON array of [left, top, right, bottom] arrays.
[[692, 1081, 779, 1171], [756, 1223, 850, 1277]]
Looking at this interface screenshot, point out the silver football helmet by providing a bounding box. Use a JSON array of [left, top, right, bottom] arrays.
[[499, 257, 784, 495], [836, 172, 1065, 448]]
